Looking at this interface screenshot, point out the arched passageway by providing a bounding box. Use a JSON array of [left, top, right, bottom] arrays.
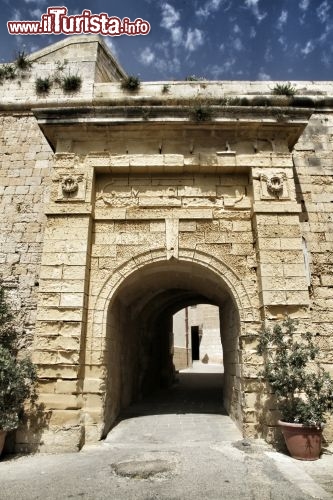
[[101, 259, 243, 437]]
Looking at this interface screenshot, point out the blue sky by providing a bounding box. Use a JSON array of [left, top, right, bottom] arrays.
[[1, 0, 333, 81]]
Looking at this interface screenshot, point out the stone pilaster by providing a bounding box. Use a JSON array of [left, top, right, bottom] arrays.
[[252, 154, 310, 317], [28, 153, 93, 452]]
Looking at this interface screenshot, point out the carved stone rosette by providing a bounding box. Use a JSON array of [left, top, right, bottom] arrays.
[[61, 175, 79, 194], [260, 172, 289, 200], [266, 174, 284, 196], [56, 174, 85, 201]]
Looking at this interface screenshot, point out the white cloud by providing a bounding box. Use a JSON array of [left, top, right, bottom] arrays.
[[264, 46, 273, 62], [161, 3, 180, 29], [196, 0, 224, 19], [219, 43, 225, 51], [233, 24, 241, 33], [12, 9, 22, 21], [244, 0, 267, 23], [318, 22, 333, 43], [139, 47, 155, 66], [317, 1, 330, 23], [184, 28, 204, 51], [321, 52, 331, 68], [170, 26, 183, 46], [301, 40, 315, 55], [104, 38, 119, 57], [160, 3, 184, 47], [277, 10, 288, 29], [222, 58, 236, 72], [29, 8, 42, 18], [155, 56, 181, 76], [250, 26, 256, 38], [209, 65, 224, 79], [278, 36, 288, 51], [258, 68, 271, 80], [23, 0, 46, 4], [299, 0, 310, 10], [233, 37, 243, 51]]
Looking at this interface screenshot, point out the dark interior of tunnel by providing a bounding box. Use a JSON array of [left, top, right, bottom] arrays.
[[102, 260, 240, 437]]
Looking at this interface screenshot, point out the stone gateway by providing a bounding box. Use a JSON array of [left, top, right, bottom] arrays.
[[0, 36, 332, 453]]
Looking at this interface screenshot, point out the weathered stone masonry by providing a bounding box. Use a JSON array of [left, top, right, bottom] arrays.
[[0, 36, 332, 452]]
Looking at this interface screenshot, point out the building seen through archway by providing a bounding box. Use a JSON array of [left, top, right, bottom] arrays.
[[173, 304, 223, 369]]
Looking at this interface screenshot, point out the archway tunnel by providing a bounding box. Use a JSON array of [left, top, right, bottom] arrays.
[[103, 260, 241, 437]]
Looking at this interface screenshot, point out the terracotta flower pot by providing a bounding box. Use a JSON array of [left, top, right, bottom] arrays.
[[278, 420, 322, 461], [0, 430, 7, 457]]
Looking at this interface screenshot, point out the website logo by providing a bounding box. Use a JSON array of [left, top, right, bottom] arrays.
[[7, 7, 151, 36]]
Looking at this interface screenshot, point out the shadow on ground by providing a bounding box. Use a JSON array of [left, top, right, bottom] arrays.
[[119, 365, 226, 419]]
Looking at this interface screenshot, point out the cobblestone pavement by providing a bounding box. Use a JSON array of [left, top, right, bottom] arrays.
[[1, 362, 333, 499]]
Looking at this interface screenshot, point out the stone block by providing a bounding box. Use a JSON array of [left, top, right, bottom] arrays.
[[321, 274, 333, 286], [55, 380, 82, 394], [83, 393, 104, 408], [260, 290, 287, 305], [253, 202, 301, 213], [150, 221, 166, 232], [60, 293, 85, 307], [279, 238, 303, 250], [48, 410, 81, 426], [283, 264, 307, 277], [40, 279, 86, 293], [37, 307, 84, 322], [34, 426, 84, 453], [38, 393, 82, 410], [83, 378, 106, 393], [286, 290, 310, 305], [41, 252, 88, 266], [258, 250, 304, 264], [231, 244, 254, 256], [62, 266, 87, 280], [43, 240, 89, 253]]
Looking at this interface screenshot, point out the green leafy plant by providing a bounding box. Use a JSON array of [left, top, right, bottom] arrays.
[[0, 51, 32, 85], [121, 75, 141, 91], [185, 75, 206, 81], [1, 64, 16, 80], [53, 59, 68, 85], [61, 73, 82, 93], [15, 50, 32, 71], [257, 317, 333, 428], [273, 82, 296, 96], [0, 282, 37, 431], [35, 76, 52, 95], [226, 96, 251, 106], [190, 104, 213, 122], [141, 108, 151, 121], [162, 83, 170, 94]]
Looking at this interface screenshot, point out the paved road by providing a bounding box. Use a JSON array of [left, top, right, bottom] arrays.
[[0, 363, 332, 499]]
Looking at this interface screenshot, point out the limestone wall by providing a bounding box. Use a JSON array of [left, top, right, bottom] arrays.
[[0, 114, 52, 346], [293, 113, 333, 442]]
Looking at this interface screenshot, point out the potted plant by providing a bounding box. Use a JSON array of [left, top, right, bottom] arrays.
[[0, 282, 37, 456], [257, 316, 333, 460]]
